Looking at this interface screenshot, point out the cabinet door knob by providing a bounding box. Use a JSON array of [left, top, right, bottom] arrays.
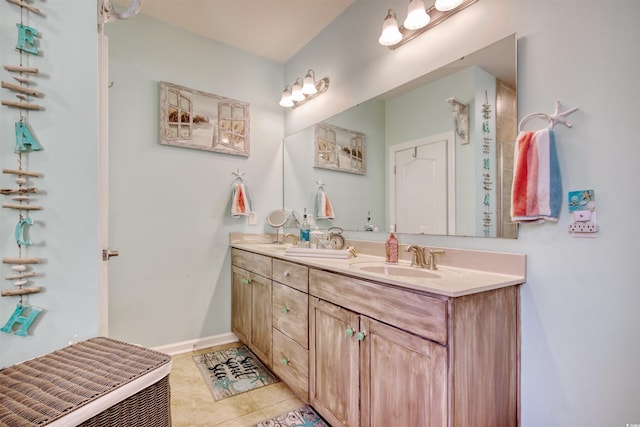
[[281, 307, 289, 314], [281, 358, 289, 365], [241, 278, 251, 285], [283, 271, 290, 277], [357, 331, 366, 341], [345, 327, 355, 337]]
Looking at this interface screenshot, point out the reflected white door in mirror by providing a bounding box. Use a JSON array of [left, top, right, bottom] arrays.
[[390, 131, 455, 235]]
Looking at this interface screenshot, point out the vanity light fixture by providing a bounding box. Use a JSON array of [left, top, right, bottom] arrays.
[[379, 0, 478, 49], [434, 0, 465, 11], [404, 0, 431, 30], [291, 78, 305, 102], [378, 10, 403, 46], [302, 70, 319, 95], [279, 86, 294, 107], [279, 69, 329, 109]]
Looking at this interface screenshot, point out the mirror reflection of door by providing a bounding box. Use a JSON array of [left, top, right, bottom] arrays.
[[390, 132, 455, 235]]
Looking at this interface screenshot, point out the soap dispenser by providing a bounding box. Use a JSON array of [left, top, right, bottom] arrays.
[[299, 208, 310, 248], [364, 211, 375, 231], [385, 225, 399, 264]]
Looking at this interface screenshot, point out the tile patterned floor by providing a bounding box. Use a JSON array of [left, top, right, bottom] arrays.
[[169, 342, 305, 427]]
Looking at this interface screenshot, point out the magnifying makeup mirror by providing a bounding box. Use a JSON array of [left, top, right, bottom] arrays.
[[266, 209, 288, 244]]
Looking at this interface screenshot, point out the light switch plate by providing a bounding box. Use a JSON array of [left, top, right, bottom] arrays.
[[568, 189, 598, 237]]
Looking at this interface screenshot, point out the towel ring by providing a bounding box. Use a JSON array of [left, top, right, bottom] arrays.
[[518, 101, 579, 132]]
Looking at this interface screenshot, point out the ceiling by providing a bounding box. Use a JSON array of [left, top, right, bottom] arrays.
[[113, 0, 356, 63]]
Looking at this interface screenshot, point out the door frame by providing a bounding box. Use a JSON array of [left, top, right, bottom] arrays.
[[97, 32, 109, 336], [388, 131, 456, 235]]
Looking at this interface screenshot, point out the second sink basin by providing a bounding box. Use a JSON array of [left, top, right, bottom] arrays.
[[350, 262, 441, 279]]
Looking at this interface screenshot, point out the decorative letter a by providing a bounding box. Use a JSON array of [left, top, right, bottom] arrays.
[[15, 122, 43, 153]]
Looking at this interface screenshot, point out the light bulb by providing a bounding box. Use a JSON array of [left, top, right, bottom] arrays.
[[435, 0, 464, 11], [279, 86, 293, 107], [404, 0, 430, 30], [291, 79, 305, 102], [378, 9, 402, 46], [302, 70, 318, 95]]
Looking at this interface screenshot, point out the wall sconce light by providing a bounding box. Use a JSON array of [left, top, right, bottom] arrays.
[[279, 69, 329, 108], [378, 0, 478, 49], [447, 97, 469, 145], [99, 0, 144, 25]]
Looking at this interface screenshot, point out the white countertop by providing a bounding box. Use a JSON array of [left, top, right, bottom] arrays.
[[230, 241, 526, 297]]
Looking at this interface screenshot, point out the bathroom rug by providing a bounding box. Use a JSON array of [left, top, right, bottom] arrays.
[[193, 344, 279, 401], [253, 405, 329, 427]]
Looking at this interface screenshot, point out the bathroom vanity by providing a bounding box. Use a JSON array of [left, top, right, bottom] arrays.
[[231, 237, 525, 427]]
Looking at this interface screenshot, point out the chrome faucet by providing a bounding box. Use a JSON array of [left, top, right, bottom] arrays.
[[405, 246, 446, 270], [406, 245, 427, 268], [427, 249, 445, 270], [283, 233, 299, 245]]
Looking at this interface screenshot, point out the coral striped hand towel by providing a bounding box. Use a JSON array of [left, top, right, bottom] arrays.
[[511, 128, 562, 223]]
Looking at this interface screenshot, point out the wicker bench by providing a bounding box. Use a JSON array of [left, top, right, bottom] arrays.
[[0, 337, 172, 427]]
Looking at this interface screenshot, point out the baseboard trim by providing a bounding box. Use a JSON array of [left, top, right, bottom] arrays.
[[151, 332, 239, 356]]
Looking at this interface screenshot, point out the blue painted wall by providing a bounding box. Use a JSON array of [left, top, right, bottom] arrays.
[[0, 1, 100, 366], [105, 14, 284, 347]]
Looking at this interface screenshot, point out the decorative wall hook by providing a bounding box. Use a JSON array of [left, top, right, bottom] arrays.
[[447, 97, 469, 144], [232, 169, 245, 182]]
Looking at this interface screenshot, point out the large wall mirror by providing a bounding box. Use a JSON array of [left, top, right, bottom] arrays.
[[284, 34, 518, 239]]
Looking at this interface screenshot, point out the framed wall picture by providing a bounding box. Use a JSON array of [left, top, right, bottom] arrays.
[[159, 81, 250, 156], [314, 122, 366, 175]]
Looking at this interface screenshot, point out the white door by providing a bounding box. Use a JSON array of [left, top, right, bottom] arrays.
[[389, 132, 455, 235]]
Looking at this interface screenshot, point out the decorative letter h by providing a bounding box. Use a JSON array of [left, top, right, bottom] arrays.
[[0, 304, 42, 337]]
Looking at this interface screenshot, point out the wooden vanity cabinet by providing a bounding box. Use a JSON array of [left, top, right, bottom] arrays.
[[230, 247, 520, 427], [309, 270, 448, 427], [309, 268, 519, 427], [271, 259, 310, 401], [231, 249, 272, 366]]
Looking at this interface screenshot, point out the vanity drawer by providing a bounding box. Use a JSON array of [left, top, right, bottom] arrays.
[[272, 282, 309, 348], [272, 328, 309, 402], [231, 248, 272, 278], [273, 259, 308, 293], [309, 269, 448, 344]]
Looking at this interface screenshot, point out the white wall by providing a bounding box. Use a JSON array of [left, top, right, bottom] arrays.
[[105, 15, 284, 347], [285, 0, 640, 425], [0, 1, 100, 366]]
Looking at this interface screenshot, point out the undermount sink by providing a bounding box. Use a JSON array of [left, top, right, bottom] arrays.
[[350, 262, 441, 279], [259, 243, 291, 249]]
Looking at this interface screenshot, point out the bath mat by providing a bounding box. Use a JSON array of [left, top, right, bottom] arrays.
[[193, 344, 279, 401], [253, 405, 329, 427]]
